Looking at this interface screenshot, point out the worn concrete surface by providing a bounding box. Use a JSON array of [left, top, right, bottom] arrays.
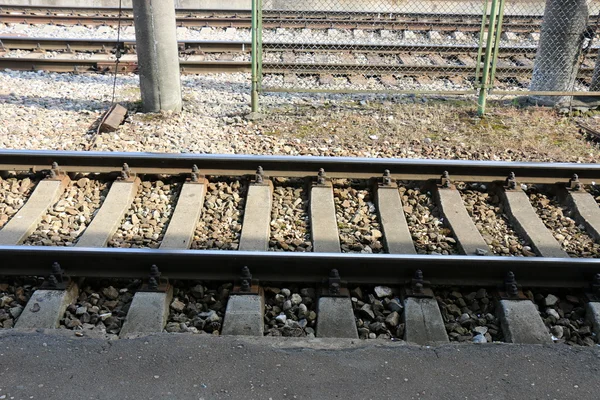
[[221, 294, 264, 336], [316, 296, 358, 338], [119, 289, 174, 338], [403, 297, 449, 345], [498, 299, 553, 345], [0, 330, 599, 400]]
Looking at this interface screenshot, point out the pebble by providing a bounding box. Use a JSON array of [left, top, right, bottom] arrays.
[[333, 180, 383, 253], [459, 182, 529, 256], [269, 180, 311, 252], [528, 189, 600, 257], [0, 278, 41, 328], [534, 291, 598, 346], [61, 280, 139, 336], [264, 286, 316, 337], [374, 286, 393, 298], [402, 184, 458, 255], [23, 177, 109, 246], [166, 282, 230, 334], [109, 179, 180, 248], [191, 179, 246, 250], [352, 286, 403, 339], [438, 287, 503, 343]]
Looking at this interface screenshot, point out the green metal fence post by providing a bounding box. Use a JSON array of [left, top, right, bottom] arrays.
[[257, 0, 263, 91], [475, 0, 491, 85], [250, 0, 259, 113], [477, 0, 500, 116], [488, 0, 506, 91]]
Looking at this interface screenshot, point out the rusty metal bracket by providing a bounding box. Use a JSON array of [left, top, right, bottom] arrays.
[[46, 162, 67, 181], [40, 262, 73, 291], [188, 164, 207, 184], [313, 168, 332, 188], [404, 269, 434, 298], [567, 174, 584, 192], [378, 169, 398, 189], [252, 166, 270, 186], [232, 266, 260, 295], [504, 172, 519, 191], [320, 269, 349, 297], [437, 171, 455, 190], [139, 264, 170, 293], [497, 271, 528, 300], [118, 163, 137, 182]]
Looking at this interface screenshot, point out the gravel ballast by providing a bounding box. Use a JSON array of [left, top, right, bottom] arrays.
[[109, 179, 181, 248], [402, 184, 458, 255], [60, 280, 140, 337], [269, 179, 311, 252], [528, 290, 598, 346], [352, 286, 404, 340], [527, 187, 600, 258], [191, 178, 247, 250], [0, 176, 36, 229], [0, 277, 42, 329], [436, 287, 503, 343], [23, 177, 109, 246], [165, 281, 230, 334], [458, 183, 530, 256], [263, 285, 317, 337], [333, 179, 383, 253]]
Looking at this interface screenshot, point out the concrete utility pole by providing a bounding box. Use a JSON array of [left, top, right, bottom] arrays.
[[529, 0, 588, 106], [132, 0, 182, 113]]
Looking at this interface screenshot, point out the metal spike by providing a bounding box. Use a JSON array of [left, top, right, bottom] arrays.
[[317, 168, 326, 185], [505, 271, 518, 297], [506, 172, 517, 190], [382, 169, 392, 186], [256, 166, 264, 184]]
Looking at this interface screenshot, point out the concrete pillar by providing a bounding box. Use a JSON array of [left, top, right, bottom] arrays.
[[529, 0, 588, 106], [132, 0, 182, 112]]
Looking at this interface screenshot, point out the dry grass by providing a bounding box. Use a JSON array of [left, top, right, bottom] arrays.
[[256, 98, 600, 163]]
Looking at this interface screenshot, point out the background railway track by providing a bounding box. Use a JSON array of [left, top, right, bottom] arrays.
[[0, 5, 545, 32], [0, 36, 596, 85]]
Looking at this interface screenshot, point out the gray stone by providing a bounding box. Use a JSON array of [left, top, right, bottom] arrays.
[[550, 325, 564, 339], [374, 286, 393, 298], [545, 294, 559, 307], [281, 289, 291, 298], [385, 311, 400, 327], [473, 326, 488, 335], [546, 308, 560, 319], [472, 334, 487, 343], [170, 299, 185, 312], [290, 294, 302, 305], [387, 298, 403, 313], [9, 306, 23, 319], [102, 286, 119, 301], [358, 304, 375, 320], [75, 306, 87, 316], [275, 314, 287, 324]]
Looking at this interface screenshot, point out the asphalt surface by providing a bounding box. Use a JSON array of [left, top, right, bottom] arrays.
[[0, 330, 599, 400]]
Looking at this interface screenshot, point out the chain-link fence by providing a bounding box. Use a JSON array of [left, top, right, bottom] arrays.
[[250, 0, 600, 113], [491, 0, 600, 105]]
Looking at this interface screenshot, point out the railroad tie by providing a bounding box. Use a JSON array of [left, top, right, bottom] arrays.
[[434, 186, 491, 256], [309, 181, 341, 253], [160, 181, 207, 249], [500, 189, 568, 258], [497, 299, 553, 344], [0, 176, 69, 245], [403, 297, 449, 345], [120, 182, 205, 337], [562, 189, 600, 243], [75, 178, 141, 248], [376, 184, 416, 254], [587, 302, 600, 337], [238, 180, 273, 251], [15, 282, 79, 330], [310, 179, 357, 339], [223, 177, 272, 336]]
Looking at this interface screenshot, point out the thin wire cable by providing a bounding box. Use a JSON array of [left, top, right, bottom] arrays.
[[110, 0, 123, 104]]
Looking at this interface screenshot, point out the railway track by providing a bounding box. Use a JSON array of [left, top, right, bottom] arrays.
[[0, 5, 545, 32], [1, 150, 600, 344], [1, 36, 596, 80]]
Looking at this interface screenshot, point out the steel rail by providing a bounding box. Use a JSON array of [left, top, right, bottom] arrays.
[[0, 246, 597, 287], [1, 150, 600, 183]]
